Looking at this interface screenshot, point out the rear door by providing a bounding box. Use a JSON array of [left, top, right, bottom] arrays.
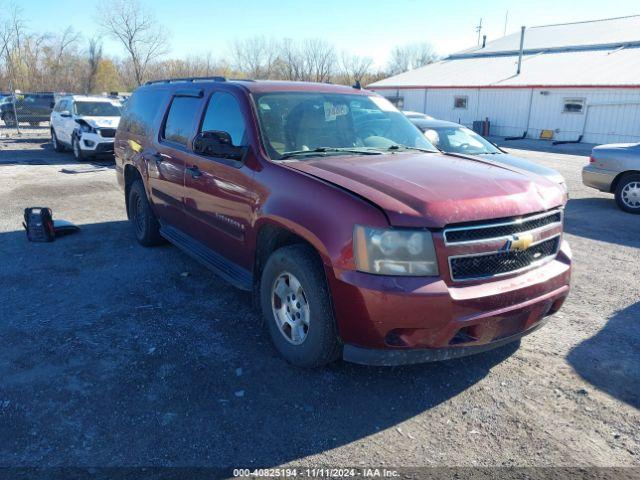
[[182, 89, 258, 270], [149, 90, 204, 230]]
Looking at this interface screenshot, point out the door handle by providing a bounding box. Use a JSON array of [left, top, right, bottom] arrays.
[[186, 165, 202, 179]]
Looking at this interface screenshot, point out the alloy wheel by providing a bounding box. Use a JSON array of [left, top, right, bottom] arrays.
[[271, 272, 310, 345], [621, 181, 640, 209]]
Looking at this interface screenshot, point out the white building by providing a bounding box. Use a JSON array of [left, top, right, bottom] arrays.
[[369, 15, 640, 144]]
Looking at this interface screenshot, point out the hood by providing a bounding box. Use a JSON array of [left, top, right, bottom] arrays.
[[77, 116, 120, 129], [285, 152, 565, 228], [477, 152, 565, 185]]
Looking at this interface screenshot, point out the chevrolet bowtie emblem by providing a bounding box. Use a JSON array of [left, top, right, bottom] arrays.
[[505, 233, 533, 251]]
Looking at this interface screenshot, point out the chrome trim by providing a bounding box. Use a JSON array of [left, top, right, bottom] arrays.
[[448, 233, 562, 282], [443, 209, 563, 246]]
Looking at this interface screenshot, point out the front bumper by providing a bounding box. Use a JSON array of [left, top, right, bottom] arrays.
[[582, 165, 616, 192], [80, 133, 115, 154], [328, 241, 571, 365]]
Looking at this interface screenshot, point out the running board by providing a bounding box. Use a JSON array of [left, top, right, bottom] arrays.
[[160, 225, 253, 291]]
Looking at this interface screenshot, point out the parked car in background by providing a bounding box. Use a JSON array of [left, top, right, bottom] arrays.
[[582, 142, 640, 214], [0, 92, 55, 127], [409, 118, 567, 191], [403, 110, 434, 120], [50, 95, 122, 160], [115, 77, 571, 367]]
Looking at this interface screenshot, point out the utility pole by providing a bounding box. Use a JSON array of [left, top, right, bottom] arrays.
[[475, 18, 483, 46], [504, 11, 509, 36]]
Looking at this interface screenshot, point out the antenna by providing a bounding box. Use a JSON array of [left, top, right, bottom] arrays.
[[504, 10, 509, 36], [475, 18, 483, 46]]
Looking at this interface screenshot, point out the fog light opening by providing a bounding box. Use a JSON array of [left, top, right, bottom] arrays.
[[449, 326, 479, 345]]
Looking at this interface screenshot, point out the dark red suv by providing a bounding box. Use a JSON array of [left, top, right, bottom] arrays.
[[115, 77, 571, 367]]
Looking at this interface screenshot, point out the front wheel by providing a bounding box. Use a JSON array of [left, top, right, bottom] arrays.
[[72, 135, 85, 161], [260, 244, 341, 367], [614, 173, 640, 214], [2, 113, 16, 127]]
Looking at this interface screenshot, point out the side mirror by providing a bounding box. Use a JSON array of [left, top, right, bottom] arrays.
[[60, 111, 71, 118], [193, 130, 245, 161]]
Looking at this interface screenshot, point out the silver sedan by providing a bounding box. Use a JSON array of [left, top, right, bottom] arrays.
[[582, 143, 640, 214]]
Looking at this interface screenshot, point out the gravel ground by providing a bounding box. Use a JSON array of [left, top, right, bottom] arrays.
[[0, 131, 638, 469]]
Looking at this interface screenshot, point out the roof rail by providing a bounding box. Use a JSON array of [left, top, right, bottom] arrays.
[[145, 76, 227, 85]]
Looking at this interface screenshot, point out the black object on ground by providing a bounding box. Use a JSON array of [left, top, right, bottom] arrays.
[[23, 207, 79, 242]]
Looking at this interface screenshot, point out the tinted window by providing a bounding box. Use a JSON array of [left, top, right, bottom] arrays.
[[162, 96, 202, 145], [120, 88, 168, 136], [74, 101, 121, 117], [200, 92, 247, 146]]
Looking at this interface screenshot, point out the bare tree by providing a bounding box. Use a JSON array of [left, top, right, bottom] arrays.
[[86, 36, 103, 93], [230, 36, 279, 79], [339, 52, 373, 85], [387, 42, 437, 75], [99, 0, 168, 85], [302, 39, 336, 83]]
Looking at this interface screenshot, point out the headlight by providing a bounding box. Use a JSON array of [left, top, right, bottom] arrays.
[[79, 123, 95, 133], [353, 225, 439, 276]]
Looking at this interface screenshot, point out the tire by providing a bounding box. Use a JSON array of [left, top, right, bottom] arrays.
[[260, 244, 341, 367], [2, 113, 16, 127], [128, 179, 164, 246], [614, 173, 640, 214], [72, 135, 85, 161], [51, 129, 65, 152]]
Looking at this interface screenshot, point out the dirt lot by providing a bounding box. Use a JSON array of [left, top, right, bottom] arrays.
[[0, 131, 638, 469]]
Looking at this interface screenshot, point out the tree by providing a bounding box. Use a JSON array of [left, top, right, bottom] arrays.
[[230, 36, 279, 79], [99, 0, 168, 86], [387, 42, 437, 75], [302, 39, 336, 83], [85, 36, 103, 93], [339, 52, 373, 85]]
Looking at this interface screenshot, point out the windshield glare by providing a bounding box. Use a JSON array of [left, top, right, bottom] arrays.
[[254, 93, 436, 159], [424, 126, 501, 155], [74, 101, 121, 117]]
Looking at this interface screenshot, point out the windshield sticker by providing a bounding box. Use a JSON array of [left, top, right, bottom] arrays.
[[324, 102, 349, 121], [370, 96, 397, 112]]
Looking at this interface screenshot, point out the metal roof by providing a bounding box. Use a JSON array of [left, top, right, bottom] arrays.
[[369, 16, 640, 89]]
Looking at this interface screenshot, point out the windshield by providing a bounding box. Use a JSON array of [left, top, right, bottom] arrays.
[[423, 126, 501, 155], [254, 92, 436, 160], [74, 101, 121, 117]]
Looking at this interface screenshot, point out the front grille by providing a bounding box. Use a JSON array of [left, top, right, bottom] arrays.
[[449, 235, 560, 281], [95, 143, 115, 153], [99, 128, 116, 138], [444, 210, 562, 244]]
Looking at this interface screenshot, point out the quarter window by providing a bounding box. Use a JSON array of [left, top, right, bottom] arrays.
[[200, 92, 247, 146], [563, 98, 585, 114], [121, 89, 168, 136], [453, 96, 468, 109], [162, 96, 202, 146]]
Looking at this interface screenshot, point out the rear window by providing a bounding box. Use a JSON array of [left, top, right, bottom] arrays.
[[162, 96, 202, 146], [120, 88, 168, 136]]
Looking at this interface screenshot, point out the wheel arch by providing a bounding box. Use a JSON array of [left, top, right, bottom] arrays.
[[124, 165, 144, 219], [611, 170, 640, 193], [252, 218, 330, 290]]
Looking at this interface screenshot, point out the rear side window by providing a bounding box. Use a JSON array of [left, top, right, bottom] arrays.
[[200, 92, 247, 146], [120, 88, 168, 136], [162, 96, 202, 146]]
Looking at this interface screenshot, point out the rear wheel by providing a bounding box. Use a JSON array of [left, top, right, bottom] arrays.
[[128, 179, 164, 246], [51, 129, 65, 152], [614, 173, 640, 214], [260, 244, 340, 367]]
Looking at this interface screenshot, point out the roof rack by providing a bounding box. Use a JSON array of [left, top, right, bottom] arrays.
[[145, 76, 227, 85]]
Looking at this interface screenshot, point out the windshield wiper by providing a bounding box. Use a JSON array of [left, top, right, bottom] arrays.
[[279, 147, 383, 160], [386, 144, 439, 153]]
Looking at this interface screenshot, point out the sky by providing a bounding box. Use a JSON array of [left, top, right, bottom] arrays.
[[19, 0, 640, 67]]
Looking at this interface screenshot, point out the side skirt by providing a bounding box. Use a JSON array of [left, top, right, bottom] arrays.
[[160, 224, 253, 291]]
